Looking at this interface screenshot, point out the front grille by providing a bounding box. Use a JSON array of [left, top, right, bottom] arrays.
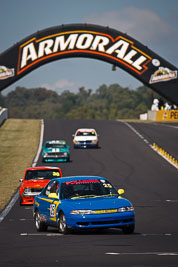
[[91, 220, 122, 225], [77, 220, 121, 226], [77, 219, 133, 227], [47, 152, 65, 156], [79, 141, 91, 144], [77, 222, 89, 226], [31, 188, 43, 193], [23, 188, 43, 196]]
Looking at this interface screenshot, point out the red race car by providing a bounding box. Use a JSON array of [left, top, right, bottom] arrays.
[[19, 166, 62, 205]]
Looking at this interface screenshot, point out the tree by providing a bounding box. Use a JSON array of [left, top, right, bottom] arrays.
[[3, 84, 161, 120]]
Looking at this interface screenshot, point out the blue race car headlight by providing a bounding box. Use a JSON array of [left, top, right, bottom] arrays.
[[70, 210, 93, 215], [117, 207, 134, 212], [70, 207, 134, 215], [64, 152, 68, 156]]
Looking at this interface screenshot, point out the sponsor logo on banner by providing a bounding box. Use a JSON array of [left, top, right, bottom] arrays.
[[17, 31, 152, 75], [0, 65, 15, 80], [156, 110, 178, 121], [149, 67, 177, 84], [152, 59, 160, 67], [170, 111, 178, 120], [163, 112, 168, 119]]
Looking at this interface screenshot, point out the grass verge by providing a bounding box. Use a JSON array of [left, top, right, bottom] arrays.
[[0, 119, 41, 211]]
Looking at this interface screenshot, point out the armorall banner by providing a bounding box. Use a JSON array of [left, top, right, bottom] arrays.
[[0, 24, 178, 104]]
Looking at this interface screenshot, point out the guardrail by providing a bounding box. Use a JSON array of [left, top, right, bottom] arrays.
[[0, 108, 8, 126]]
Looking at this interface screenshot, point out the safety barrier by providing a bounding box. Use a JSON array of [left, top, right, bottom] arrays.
[[0, 108, 8, 126], [155, 110, 178, 121], [146, 110, 178, 121]]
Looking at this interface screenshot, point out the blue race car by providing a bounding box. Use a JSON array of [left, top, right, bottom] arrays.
[[33, 176, 135, 234], [42, 140, 70, 162]]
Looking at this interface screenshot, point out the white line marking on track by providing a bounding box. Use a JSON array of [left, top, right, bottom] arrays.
[[119, 120, 146, 142], [166, 199, 178, 202], [106, 252, 178, 256], [119, 120, 178, 170], [20, 233, 63, 236], [8, 218, 33, 222], [32, 119, 44, 167], [0, 191, 19, 223], [152, 146, 178, 170], [141, 233, 172, 236], [153, 123, 178, 129]]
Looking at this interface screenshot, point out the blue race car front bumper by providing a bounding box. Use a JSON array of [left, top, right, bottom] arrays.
[[65, 212, 135, 229]]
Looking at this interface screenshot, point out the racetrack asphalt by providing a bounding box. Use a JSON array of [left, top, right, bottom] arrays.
[[0, 119, 178, 267]]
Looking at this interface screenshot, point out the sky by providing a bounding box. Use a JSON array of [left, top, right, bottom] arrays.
[[0, 0, 178, 95]]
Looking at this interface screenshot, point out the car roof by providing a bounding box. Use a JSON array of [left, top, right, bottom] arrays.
[[76, 128, 96, 132], [54, 176, 108, 183]]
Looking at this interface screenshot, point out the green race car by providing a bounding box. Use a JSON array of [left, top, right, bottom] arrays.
[[42, 140, 70, 162]]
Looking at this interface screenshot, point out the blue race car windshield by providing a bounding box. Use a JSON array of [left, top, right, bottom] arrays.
[[60, 179, 118, 199], [25, 169, 61, 180]]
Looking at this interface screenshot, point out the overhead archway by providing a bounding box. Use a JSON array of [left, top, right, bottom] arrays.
[[0, 23, 178, 104]]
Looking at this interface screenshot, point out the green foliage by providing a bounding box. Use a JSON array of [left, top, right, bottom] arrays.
[[2, 84, 157, 120]]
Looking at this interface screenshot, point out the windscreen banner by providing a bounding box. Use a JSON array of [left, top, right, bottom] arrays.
[[0, 24, 178, 104]]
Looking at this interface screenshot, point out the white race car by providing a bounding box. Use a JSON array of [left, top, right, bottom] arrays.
[[72, 128, 99, 148]]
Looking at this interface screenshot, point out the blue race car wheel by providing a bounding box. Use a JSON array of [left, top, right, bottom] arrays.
[[58, 212, 69, 234], [35, 210, 48, 232]]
